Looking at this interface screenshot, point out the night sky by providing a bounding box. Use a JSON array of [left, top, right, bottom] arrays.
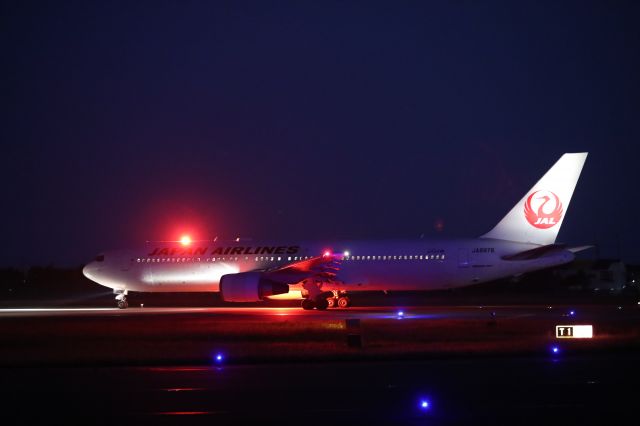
[[2, 1, 639, 267]]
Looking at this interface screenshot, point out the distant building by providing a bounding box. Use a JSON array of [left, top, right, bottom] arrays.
[[589, 259, 627, 292], [556, 259, 628, 292]]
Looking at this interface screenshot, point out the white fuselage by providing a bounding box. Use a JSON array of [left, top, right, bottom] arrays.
[[82, 153, 588, 306], [82, 238, 575, 298]]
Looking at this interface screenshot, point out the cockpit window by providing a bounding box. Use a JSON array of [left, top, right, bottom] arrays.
[[95, 255, 105, 262]]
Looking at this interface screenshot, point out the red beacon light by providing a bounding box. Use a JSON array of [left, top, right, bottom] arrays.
[[180, 235, 192, 246], [323, 250, 332, 258]]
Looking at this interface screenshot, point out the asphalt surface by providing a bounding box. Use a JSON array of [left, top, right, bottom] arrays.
[[1, 305, 639, 425], [2, 353, 638, 425]]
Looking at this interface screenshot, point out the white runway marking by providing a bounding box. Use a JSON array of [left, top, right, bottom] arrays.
[[0, 305, 593, 320], [0, 308, 115, 312]]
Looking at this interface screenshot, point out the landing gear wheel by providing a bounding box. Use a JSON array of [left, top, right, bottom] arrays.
[[337, 296, 351, 308], [315, 298, 329, 311], [117, 299, 129, 309], [301, 299, 315, 310], [327, 297, 338, 308]]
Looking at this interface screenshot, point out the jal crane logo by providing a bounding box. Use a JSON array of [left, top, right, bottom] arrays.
[[524, 190, 563, 229]]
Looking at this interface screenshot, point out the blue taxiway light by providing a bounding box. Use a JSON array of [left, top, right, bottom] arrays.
[[419, 399, 430, 410], [551, 346, 560, 354], [569, 310, 575, 316], [214, 353, 224, 363], [397, 310, 404, 317]]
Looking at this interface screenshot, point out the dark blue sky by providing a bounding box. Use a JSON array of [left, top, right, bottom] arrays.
[[1, 1, 639, 267]]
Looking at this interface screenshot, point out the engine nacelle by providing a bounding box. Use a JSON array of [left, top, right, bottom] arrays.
[[219, 272, 289, 302]]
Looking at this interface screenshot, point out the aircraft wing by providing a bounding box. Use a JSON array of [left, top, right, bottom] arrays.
[[262, 253, 344, 284]]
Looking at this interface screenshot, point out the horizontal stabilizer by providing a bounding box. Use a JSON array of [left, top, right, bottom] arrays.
[[502, 244, 567, 261], [567, 245, 594, 253]]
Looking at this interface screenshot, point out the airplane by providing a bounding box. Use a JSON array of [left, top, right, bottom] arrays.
[[83, 152, 589, 310]]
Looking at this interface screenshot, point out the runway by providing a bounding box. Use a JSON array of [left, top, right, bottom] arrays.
[[1, 304, 639, 367], [0, 305, 536, 322], [0, 304, 634, 320]]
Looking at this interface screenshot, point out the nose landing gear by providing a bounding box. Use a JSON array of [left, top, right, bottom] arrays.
[[115, 291, 129, 309]]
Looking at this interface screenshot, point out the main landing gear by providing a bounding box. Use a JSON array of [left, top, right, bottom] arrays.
[[328, 290, 351, 309], [115, 291, 129, 309], [337, 296, 351, 308], [301, 292, 351, 310]]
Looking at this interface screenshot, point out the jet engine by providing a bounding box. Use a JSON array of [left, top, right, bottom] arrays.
[[219, 272, 289, 302]]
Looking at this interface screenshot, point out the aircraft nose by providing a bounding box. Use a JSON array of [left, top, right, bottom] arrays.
[[82, 262, 93, 279], [83, 261, 99, 280]]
